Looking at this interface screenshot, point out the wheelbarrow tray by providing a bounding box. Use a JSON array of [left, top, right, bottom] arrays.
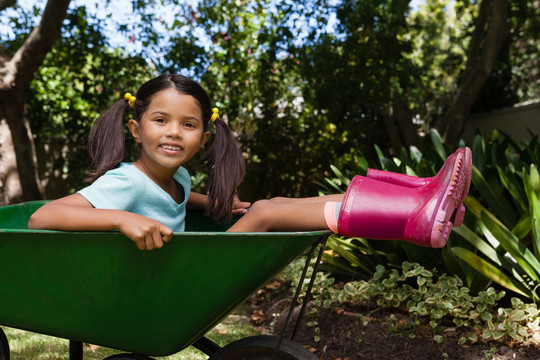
[[0, 201, 329, 356]]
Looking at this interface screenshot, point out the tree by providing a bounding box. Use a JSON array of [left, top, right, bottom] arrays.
[[0, 0, 70, 205], [441, 0, 511, 145], [194, 0, 363, 198], [25, 5, 154, 198], [0, 0, 175, 204], [294, 0, 523, 149], [295, 0, 423, 153]]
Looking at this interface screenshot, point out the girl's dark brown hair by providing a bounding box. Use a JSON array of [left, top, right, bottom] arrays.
[[88, 74, 245, 223]]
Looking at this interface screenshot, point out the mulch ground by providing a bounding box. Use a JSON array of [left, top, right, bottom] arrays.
[[246, 280, 540, 360]]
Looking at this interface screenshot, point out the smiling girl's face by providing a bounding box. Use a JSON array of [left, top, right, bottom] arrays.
[[128, 88, 211, 180]]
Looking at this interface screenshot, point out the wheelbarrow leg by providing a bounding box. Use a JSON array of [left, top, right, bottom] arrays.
[[0, 326, 10, 360], [69, 340, 83, 360], [192, 336, 221, 356], [273, 234, 329, 359]]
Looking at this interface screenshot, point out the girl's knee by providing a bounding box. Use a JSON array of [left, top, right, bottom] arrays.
[[249, 199, 274, 214], [248, 199, 282, 221], [235, 199, 275, 232]]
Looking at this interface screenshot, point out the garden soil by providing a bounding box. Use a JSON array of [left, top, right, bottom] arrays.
[[246, 280, 540, 360]]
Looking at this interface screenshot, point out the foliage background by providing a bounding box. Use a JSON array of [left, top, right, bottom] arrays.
[[1, 0, 539, 200]]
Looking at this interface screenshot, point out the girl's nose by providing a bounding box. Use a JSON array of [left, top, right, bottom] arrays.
[[166, 124, 181, 138]]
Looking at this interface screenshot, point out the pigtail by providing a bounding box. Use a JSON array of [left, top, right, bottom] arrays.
[[205, 116, 245, 223], [87, 100, 130, 181]]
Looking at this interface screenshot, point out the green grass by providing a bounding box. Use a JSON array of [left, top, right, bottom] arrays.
[[1, 307, 260, 360]]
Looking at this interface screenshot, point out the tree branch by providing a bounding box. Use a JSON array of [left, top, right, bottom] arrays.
[[442, 0, 510, 145], [1, 0, 71, 90], [463, 0, 491, 78], [0, 0, 16, 13]]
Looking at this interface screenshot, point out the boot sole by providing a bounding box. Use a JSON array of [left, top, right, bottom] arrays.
[[430, 147, 472, 247], [449, 147, 472, 227]]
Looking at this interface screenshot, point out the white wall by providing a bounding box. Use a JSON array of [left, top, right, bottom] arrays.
[[464, 100, 540, 143]]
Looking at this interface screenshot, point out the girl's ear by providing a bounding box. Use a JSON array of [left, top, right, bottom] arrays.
[[128, 119, 141, 143], [201, 131, 211, 148]]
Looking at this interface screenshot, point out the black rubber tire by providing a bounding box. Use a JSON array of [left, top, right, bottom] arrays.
[[0, 327, 9, 360], [208, 335, 318, 360], [103, 354, 155, 360]]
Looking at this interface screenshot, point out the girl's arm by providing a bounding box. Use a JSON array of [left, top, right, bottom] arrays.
[[28, 194, 172, 250], [188, 192, 250, 215], [187, 192, 210, 209]]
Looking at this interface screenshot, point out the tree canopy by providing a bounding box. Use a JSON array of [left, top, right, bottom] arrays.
[[0, 0, 538, 203]]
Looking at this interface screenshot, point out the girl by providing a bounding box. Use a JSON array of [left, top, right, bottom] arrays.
[[29, 74, 250, 250], [29, 74, 472, 249]]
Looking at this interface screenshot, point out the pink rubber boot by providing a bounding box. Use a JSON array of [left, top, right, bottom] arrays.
[[337, 148, 471, 247], [365, 147, 472, 226]]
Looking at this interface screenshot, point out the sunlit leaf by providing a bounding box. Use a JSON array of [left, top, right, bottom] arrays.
[[451, 247, 530, 298]]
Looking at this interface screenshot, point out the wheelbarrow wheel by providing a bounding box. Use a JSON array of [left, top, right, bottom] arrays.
[[0, 327, 9, 360], [103, 354, 155, 360], [208, 335, 317, 360]]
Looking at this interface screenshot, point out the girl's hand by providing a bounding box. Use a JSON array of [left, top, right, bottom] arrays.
[[188, 192, 250, 216], [117, 212, 173, 250], [232, 196, 251, 216]]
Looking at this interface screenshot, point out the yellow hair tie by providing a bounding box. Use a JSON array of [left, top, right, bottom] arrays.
[[210, 107, 219, 122], [124, 92, 136, 108]]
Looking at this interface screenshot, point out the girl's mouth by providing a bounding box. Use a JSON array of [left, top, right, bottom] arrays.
[[160, 144, 182, 151]]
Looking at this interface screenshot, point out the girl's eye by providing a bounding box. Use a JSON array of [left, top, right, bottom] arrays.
[[155, 118, 166, 123], [184, 122, 196, 128]]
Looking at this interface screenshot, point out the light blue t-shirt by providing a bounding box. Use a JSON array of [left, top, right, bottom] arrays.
[[78, 163, 191, 231]]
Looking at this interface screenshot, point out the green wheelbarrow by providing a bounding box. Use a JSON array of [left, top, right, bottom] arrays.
[[0, 201, 330, 360]]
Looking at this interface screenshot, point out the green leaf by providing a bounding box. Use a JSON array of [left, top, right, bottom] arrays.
[[356, 154, 369, 173], [344, 282, 356, 295], [429, 129, 446, 161], [471, 166, 517, 226], [323, 178, 345, 194], [321, 254, 362, 278], [511, 310, 527, 322], [327, 240, 375, 274], [410, 146, 423, 164], [330, 165, 351, 187], [531, 164, 540, 193], [451, 247, 530, 298], [374, 145, 399, 172], [452, 225, 503, 267], [497, 166, 527, 211], [523, 166, 540, 257], [472, 134, 486, 172], [481, 212, 540, 283], [512, 215, 532, 240], [464, 197, 505, 228], [481, 311, 492, 322]]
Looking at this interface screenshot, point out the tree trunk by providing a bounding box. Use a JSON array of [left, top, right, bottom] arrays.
[[383, 101, 403, 152], [382, 92, 423, 152], [0, 0, 71, 205], [441, 0, 511, 145], [392, 92, 422, 150], [0, 93, 43, 205]]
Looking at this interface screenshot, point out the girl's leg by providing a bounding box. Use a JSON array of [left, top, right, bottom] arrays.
[[227, 199, 331, 232], [268, 194, 344, 204]]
